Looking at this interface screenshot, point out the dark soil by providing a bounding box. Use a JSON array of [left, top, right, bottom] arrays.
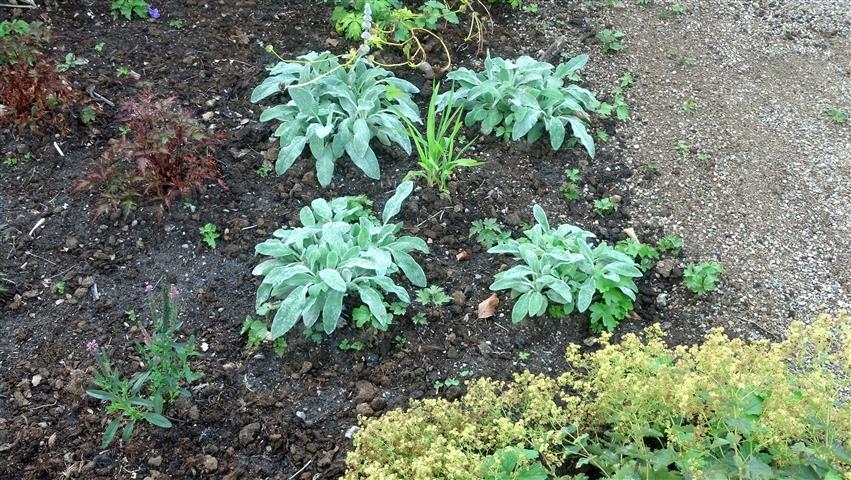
[[1, 1, 696, 478]]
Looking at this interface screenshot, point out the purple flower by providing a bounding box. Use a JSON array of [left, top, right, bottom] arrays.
[[144, 283, 155, 293], [147, 6, 160, 19], [169, 286, 180, 298], [85, 339, 99, 354]]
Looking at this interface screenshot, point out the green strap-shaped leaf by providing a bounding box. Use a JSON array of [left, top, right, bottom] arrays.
[[357, 285, 388, 326], [511, 292, 532, 323], [566, 116, 595, 158], [546, 116, 566, 150], [276, 136, 308, 175], [102, 417, 121, 448], [142, 412, 173, 428], [532, 205, 550, 231], [270, 285, 308, 339], [391, 250, 426, 287], [319, 269, 347, 292], [512, 108, 541, 141], [322, 290, 345, 334], [382, 181, 413, 223], [577, 277, 596, 312]]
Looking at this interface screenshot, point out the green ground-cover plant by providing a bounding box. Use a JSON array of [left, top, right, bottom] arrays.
[[0, 19, 48, 65], [469, 218, 512, 249], [241, 315, 287, 356], [85, 287, 201, 448], [828, 107, 848, 124], [252, 181, 428, 343], [488, 206, 642, 331], [656, 234, 683, 255], [561, 168, 581, 201], [615, 238, 659, 272], [400, 82, 481, 193], [416, 285, 451, 306], [252, 51, 420, 187], [596, 29, 624, 53], [55, 52, 87, 72], [592, 197, 618, 216], [111, 0, 149, 20], [437, 54, 599, 157], [684, 261, 722, 295], [345, 313, 851, 479]]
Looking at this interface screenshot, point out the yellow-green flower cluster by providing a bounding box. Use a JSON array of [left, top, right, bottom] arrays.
[[344, 313, 851, 478]]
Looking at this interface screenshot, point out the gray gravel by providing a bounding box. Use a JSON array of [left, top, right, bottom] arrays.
[[589, 0, 851, 338]]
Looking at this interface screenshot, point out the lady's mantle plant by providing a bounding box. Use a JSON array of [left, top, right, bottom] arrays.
[[437, 54, 600, 157], [86, 286, 201, 448], [253, 181, 428, 342], [251, 49, 420, 187], [488, 205, 641, 331]]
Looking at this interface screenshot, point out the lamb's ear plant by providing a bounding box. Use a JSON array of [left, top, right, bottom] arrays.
[[253, 181, 429, 343], [488, 205, 641, 331], [251, 50, 420, 187], [437, 54, 599, 157], [399, 81, 482, 194]]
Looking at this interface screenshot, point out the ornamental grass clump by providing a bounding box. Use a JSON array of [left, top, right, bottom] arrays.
[[252, 181, 429, 343], [345, 313, 851, 479]]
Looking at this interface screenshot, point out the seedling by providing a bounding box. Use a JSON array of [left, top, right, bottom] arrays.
[[683, 99, 696, 113], [394, 335, 407, 348], [339, 339, 365, 351], [675, 139, 690, 158], [828, 108, 848, 124], [412, 313, 428, 326], [697, 152, 711, 162], [522, 3, 538, 12], [643, 163, 659, 174], [469, 218, 511, 249], [116, 66, 131, 78], [657, 235, 683, 255], [94, 42, 106, 52], [241, 316, 286, 356], [593, 197, 619, 216], [81, 106, 97, 124], [596, 130, 610, 143], [562, 168, 581, 201], [596, 29, 625, 53], [416, 286, 452, 306], [199, 223, 220, 249], [256, 163, 271, 178], [619, 73, 634, 87], [55, 281, 66, 294], [433, 377, 460, 393], [684, 262, 723, 295], [616, 238, 659, 272], [517, 351, 530, 360], [3, 157, 17, 167], [56, 53, 88, 72], [168, 19, 185, 29], [666, 51, 696, 66]]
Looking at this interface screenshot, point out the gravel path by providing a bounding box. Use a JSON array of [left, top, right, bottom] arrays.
[[594, 0, 851, 338]]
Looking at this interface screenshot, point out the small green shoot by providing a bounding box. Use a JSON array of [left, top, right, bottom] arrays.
[[593, 197, 619, 216], [596, 29, 625, 53], [562, 168, 581, 201], [199, 223, 220, 249], [827, 108, 848, 124], [684, 262, 723, 295], [416, 286, 452, 306], [657, 235, 683, 255]]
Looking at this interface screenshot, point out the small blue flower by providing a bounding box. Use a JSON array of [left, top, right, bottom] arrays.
[[147, 6, 160, 19]]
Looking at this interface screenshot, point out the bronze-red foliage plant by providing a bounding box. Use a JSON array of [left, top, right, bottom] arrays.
[[0, 20, 79, 133], [73, 93, 227, 220]]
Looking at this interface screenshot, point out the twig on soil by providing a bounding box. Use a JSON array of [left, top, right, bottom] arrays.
[[25, 251, 56, 265], [287, 459, 312, 480], [240, 225, 257, 231], [28, 401, 58, 410], [0, 2, 37, 9], [415, 207, 450, 228], [85, 85, 115, 107], [28, 217, 46, 237], [52, 141, 64, 157]]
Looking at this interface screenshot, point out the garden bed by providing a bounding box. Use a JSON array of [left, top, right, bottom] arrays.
[[1, 0, 833, 478]]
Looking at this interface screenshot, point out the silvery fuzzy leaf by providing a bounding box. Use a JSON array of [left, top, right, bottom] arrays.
[[319, 269, 347, 292], [368, 275, 410, 303], [511, 292, 532, 323], [577, 277, 596, 312], [256, 239, 297, 257], [512, 108, 541, 141], [270, 285, 309, 339], [357, 285, 388, 325], [382, 181, 413, 224], [546, 115, 566, 150], [391, 250, 426, 287], [391, 236, 429, 253], [276, 136, 308, 175], [251, 75, 286, 103], [322, 290, 345, 333]]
